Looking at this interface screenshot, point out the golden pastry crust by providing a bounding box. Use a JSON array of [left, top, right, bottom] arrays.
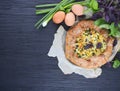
[[65, 20, 114, 69]]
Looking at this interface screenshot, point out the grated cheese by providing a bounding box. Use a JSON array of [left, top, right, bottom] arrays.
[[74, 29, 107, 59]]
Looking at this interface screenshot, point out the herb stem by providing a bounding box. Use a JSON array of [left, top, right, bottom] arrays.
[[35, 0, 70, 29], [36, 8, 53, 15], [63, 1, 88, 9], [36, 3, 57, 8], [35, 0, 76, 29], [35, 1, 88, 15], [108, 0, 114, 7]]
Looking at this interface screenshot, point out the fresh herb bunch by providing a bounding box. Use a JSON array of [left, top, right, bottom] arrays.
[[93, 0, 120, 37], [93, 0, 120, 25], [95, 18, 120, 37]]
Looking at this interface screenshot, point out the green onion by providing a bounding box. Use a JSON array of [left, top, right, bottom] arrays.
[[36, 8, 53, 15], [63, 1, 89, 9], [35, 0, 89, 15], [35, 0, 99, 29], [35, 1, 63, 28], [36, 3, 57, 8], [35, 0, 75, 29]]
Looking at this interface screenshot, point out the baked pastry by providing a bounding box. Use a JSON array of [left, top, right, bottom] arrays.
[[65, 20, 115, 69]]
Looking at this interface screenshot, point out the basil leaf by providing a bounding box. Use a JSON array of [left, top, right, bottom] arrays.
[[118, 23, 120, 28], [94, 18, 107, 26], [99, 24, 110, 29], [113, 59, 120, 69], [89, 0, 98, 10], [92, 0, 98, 10], [109, 23, 120, 37]]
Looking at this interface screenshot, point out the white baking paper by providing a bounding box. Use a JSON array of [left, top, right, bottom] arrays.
[[48, 25, 102, 78], [108, 38, 120, 62]]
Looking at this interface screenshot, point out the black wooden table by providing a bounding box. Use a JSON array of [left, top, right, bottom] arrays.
[[0, 0, 120, 91]]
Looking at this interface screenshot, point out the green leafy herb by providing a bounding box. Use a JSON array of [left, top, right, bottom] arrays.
[[99, 24, 110, 29], [95, 19, 120, 37], [89, 0, 98, 11], [109, 23, 120, 37], [113, 59, 120, 69], [118, 23, 120, 28], [94, 18, 107, 26]]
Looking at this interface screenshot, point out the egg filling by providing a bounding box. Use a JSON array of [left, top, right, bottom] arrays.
[[74, 29, 107, 59]]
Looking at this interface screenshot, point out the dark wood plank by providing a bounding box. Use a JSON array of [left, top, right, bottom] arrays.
[[0, 0, 120, 91]]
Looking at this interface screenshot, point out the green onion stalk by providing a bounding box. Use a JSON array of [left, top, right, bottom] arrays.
[[35, 1, 89, 15], [36, 3, 57, 8], [35, 0, 75, 29], [35, 0, 91, 29]]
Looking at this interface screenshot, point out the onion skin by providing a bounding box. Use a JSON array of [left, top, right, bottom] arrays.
[[52, 11, 65, 24], [65, 12, 75, 26]]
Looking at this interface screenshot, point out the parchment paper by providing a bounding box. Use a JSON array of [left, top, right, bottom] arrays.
[[48, 26, 102, 78]]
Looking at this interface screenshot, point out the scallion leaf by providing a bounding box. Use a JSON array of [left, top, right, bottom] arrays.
[[36, 3, 57, 8]]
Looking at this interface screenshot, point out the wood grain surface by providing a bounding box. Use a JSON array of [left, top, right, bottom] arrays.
[[0, 0, 120, 91]]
